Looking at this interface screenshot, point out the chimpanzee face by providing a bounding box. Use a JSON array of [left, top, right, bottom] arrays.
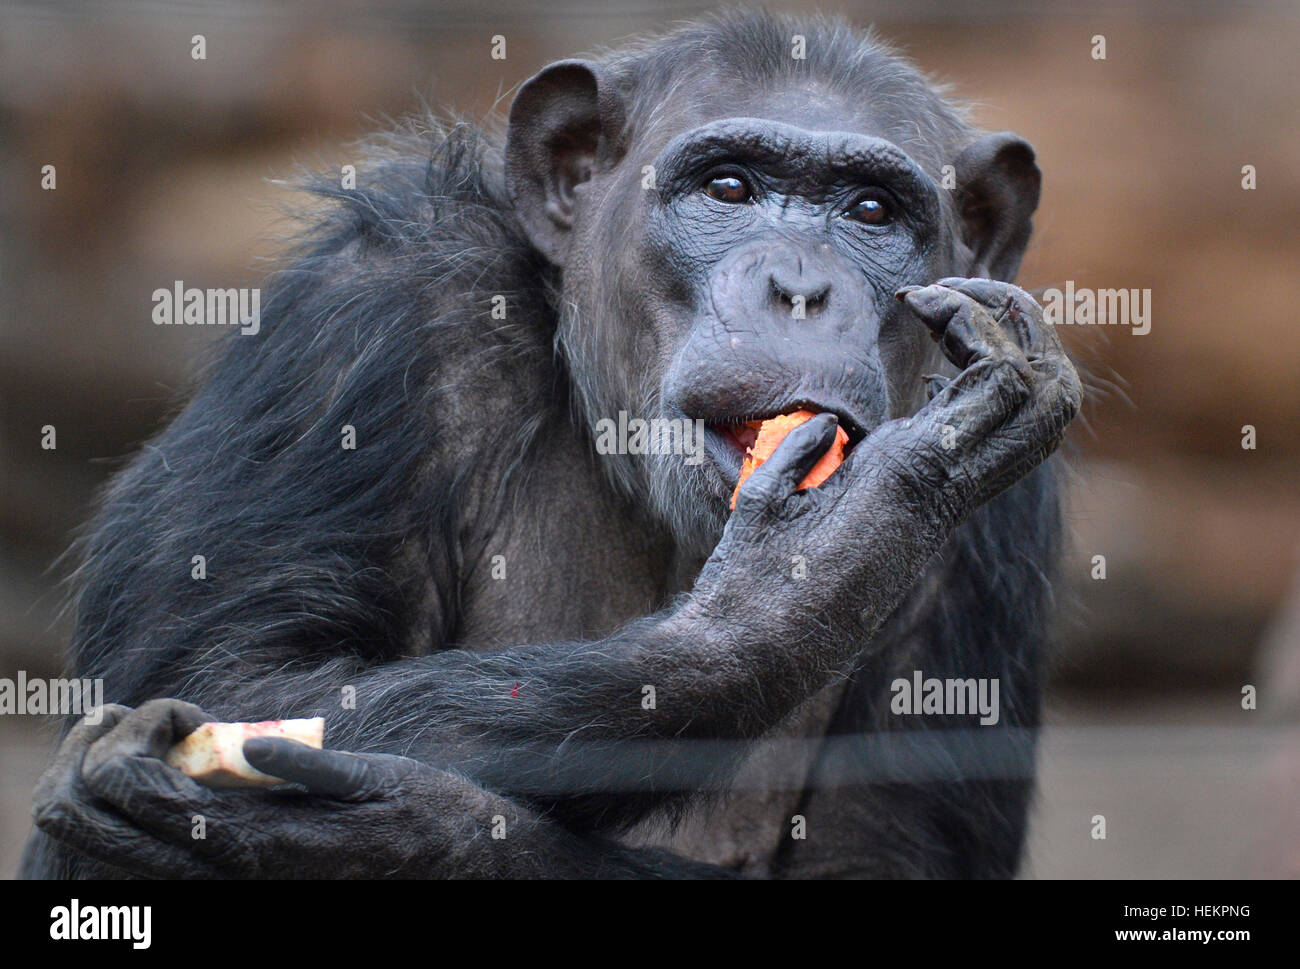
[[507, 61, 1036, 548], [634, 115, 946, 484]]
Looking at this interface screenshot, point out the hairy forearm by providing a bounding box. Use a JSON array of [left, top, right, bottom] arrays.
[[242, 617, 792, 821], [162, 598, 855, 830]]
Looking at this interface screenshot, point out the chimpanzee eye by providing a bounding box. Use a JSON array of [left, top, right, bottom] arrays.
[[845, 196, 891, 225], [704, 174, 752, 204]]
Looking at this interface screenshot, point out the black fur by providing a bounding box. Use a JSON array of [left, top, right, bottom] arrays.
[[23, 10, 1070, 879]]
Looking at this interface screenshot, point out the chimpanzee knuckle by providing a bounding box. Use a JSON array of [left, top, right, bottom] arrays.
[[31, 783, 56, 821], [874, 448, 926, 495], [949, 354, 1034, 417], [31, 774, 77, 830], [333, 757, 395, 802], [973, 281, 1017, 314], [82, 754, 143, 806], [32, 789, 107, 846], [936, 278, 1028, 318], [987, 279, 1040, 305], [31, 801, 119, 856], [727, 502, 766, 539], [137, 697, 211, 733], [134, 698, 182, 719], [32, 800, 69, 833], [1058, 357, 1084, 415], [905, 283, 963, 318], [383, 769, 432, 808], [961, 300, 1000, 334], [737, 478, 787, 514], [939, 310, 1019, 371], [55, 706, 129, 757], [1031, 358, 1082, 426], [998, 353, 1029, 403], [32, 756, 84, 822], [88, 703, 133, 727], [1050, 381, 1082, 432]]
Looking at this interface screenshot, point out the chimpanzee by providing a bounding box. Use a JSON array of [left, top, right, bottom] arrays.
[[22, 10, 1079, 879]]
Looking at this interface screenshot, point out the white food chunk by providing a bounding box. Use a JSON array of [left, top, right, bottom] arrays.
[[164, 717, 325, 788]]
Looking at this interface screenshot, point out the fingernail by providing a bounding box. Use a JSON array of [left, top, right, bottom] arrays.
[[903, 287, 948, 314], [894, 285, 921, 301]]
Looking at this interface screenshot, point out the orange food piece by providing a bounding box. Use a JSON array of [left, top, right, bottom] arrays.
[[729, 410, 849, 509]]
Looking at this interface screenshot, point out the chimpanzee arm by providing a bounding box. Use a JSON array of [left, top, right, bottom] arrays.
[[28, 413, 935, 879], [770, 465, 1062, 879], [27, 703, 737, 879], [33, 277, 1077, 881], [225, 278, 1077, 838], [40, 424, 936, 839]]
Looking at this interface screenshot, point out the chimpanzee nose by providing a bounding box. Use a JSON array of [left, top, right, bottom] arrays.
[[768, 261, 832, 317], [709, 243, 867, 334]]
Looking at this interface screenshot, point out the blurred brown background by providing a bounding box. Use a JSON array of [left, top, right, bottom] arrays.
[[2, 0, 1297, 878]]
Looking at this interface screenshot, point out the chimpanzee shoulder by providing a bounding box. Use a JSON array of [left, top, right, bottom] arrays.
[[67, 118, 559, 706]]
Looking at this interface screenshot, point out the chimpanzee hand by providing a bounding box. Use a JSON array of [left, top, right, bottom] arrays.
[[702, 277, 1079, 643], [888, 277, 1081, 516], [32, 699, 551, 878]]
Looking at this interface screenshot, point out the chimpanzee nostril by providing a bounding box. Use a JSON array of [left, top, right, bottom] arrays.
[[769, 275, 831, 317]]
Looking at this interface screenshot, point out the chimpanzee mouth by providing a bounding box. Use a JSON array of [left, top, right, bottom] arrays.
[[702, 401, 868, 482]]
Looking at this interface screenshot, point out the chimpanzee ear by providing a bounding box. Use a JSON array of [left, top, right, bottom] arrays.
[[505, 59, 626, 265], [952, 132, 1041, 281]]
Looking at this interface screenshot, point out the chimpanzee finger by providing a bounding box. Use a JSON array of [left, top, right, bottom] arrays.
[[934, 277, 1017, 307], [33, 707, 222, 878], [933, 278, 1045, 355], [34, 798, 221, 878], [901, 285, 1033, 386], [82, 750, 217, 846], [82, 697, 214, 779], [896, 287, 1037, 453], [733, 412, 841, 510], [31, 703, 131, 815], [243, 738, 389, 801], [51, 704, 132, 767]]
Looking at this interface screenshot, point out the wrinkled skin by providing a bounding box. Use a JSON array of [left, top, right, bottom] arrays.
[[35, 702, 718, 878], [26, 14, 1079, 879]]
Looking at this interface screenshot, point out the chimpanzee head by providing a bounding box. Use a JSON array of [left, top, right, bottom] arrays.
[[505, 11, 1040, 553]]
